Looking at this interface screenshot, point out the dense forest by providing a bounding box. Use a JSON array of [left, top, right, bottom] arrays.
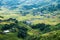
[[0, 16, 60, 40]]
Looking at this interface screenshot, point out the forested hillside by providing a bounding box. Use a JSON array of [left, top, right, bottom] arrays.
[[0, 0, 60, 40], [0, 16, 60, 40]]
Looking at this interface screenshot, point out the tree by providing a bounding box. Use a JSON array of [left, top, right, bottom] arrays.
[[31, 23, 51, 33], [17, 27, 28, 38]]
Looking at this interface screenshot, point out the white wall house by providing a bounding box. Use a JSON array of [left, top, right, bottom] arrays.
[[3, 30, 10, 33]]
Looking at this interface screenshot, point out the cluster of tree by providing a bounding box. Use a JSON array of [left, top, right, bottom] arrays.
[[0, 18, 28, 39], [0, 18, 60, 40], [31, 23, 60, 33]]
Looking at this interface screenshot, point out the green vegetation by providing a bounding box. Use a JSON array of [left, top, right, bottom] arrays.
[[0, 16, 60, 40]]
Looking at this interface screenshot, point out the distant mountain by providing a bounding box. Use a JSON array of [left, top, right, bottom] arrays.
[[0, 0, 60, 16]]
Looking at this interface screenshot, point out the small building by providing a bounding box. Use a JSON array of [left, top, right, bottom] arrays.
[[3, 30, 10, 33]]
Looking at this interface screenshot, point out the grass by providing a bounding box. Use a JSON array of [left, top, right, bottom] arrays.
[[0, 12, 60, 25]]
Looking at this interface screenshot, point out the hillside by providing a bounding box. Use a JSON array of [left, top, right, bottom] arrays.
[[0, 17, 60, 40], [0, 0, 60, 40], [0, 0, 60, 25]]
